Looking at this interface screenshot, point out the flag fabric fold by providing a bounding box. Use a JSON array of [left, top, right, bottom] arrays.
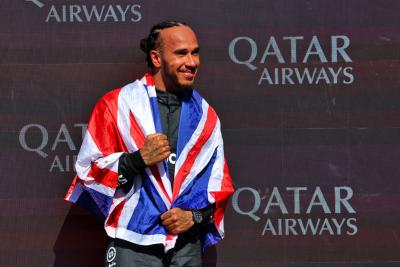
[[65, 73, 234, 251]]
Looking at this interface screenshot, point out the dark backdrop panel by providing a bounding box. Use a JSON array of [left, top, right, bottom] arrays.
[[1, 0, 400, 266]]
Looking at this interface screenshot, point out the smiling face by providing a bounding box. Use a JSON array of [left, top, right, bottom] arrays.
[[150, 25, 200, 91]]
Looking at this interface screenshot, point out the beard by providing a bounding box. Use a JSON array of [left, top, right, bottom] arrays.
[[161, 66, 196, 92]]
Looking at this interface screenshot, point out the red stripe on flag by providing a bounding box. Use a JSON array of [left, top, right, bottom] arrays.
[[88, 88, 128, 155], [172, 107, 218, 200], [106, 199, 126, 228], [64, 175, 79, 201], [129, 111, 145, 148], [213, 160, 234, 227], [149, 166, 172, 203], [145, 73, 155, 86], [87, 163, 119, 189], [104, 88, 129, 152], [130, 111, 171, 204]]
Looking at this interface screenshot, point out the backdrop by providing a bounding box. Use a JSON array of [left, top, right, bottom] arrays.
[[2, 0, 400, 266]]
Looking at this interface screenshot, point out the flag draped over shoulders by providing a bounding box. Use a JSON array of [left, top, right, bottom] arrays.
[[65, 73, 234, 251]]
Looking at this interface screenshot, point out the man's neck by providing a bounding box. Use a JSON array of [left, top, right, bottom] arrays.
[[153, 70, 167, 92], [152, 70, 185, 94]]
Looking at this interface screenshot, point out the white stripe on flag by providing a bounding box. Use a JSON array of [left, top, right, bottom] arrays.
[[85, 180, 115, 197], [75, 132, 102, 181], [179, 116, 220, 196], [175, 100, 209, 177]]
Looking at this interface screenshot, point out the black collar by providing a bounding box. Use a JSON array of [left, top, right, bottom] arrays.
[[155, 89, 183, 106]]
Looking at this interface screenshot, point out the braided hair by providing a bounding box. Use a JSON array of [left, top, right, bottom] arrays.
[[140, 20, 188, 68]]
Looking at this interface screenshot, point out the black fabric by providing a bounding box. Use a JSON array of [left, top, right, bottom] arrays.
[[155, 88, 182, 185], [118, 151, 146, 193], [119, 151, 147, 178], [104, 228, 202, 267]]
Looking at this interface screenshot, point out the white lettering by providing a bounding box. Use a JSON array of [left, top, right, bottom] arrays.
[[319, 218, 335, 235], [116, 5, 130, 22], [51, 124, 76, 151], [262, 219, 277, 235], [258, 68, 274, 85], [82, 5, 105, 22], [306, 186, 331, 214], [343, 66, 354, 84], [297, 218, 320, 235], [315, 67, 330, 84], [346, 218, 358, 235], [331, 218, 346, 235], [332, 35, 352, 62], [285, 218, 298, 235], [303, 35, 328, 63], [70, 5, 83, 22], [104, 5, 118, 22], [228, 37, 257, 70], [49, 155, 64, 172], [283, 36, 304, 63], [19, 124, 48, 158], [260, 36, 285, 63], [232, 187, 261, 221], [286, 187, 307, 214], [130, 5, 142, 22], [281, 67, 295, 84], [46, 5, 61, 22], [335, 186, 355, 213], [264, 187, 288, 214]]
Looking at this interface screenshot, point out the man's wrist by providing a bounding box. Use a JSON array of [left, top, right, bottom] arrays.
[[191, 207, 215, 225], [118, 151, 147, 186], [127, 150, 147, 169], [192, 210, 203, 225]]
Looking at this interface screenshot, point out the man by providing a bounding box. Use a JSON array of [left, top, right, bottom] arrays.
[[65, 21, 234, 267]]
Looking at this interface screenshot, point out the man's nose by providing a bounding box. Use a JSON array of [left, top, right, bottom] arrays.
[[185, 54, 197, 67]]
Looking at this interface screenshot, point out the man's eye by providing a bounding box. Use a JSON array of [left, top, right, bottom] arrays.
[[175, 50, 187, 56]]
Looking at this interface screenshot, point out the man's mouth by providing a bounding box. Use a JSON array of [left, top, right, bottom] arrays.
[[180, 70, 196, 79]]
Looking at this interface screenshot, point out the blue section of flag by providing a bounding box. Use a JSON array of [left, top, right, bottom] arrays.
[[75, 188, 107, 221], [173, 148, 218, 210], [127, 172, 169, 235], [147, 89, 171, 180], [176, 90, 203, 159], [86, 187, 113, 216], [147, 93, 163, 133], [201, 222, 222, 251]]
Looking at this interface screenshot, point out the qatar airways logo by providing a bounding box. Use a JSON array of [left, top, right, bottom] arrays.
[[24, 0, 142, 23], [19, 123, 87, 172], [232, 186, 358, 236], [228, 35, 354, 86]]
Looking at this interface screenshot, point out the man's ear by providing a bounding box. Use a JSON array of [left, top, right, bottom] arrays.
[[150, 50, 161, 68]]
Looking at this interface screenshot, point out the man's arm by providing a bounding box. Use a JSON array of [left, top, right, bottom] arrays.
[[118, 151, 146, 186], [118, 133, 171, 186]]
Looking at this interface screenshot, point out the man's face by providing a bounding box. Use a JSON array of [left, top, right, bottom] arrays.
[[156, 26, 200, 91]]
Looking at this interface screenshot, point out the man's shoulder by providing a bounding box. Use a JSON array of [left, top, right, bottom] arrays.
[[191, 89, 219, 118], [98, 80, 140, 104]]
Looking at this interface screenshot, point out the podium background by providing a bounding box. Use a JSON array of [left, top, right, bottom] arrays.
[[1, 1, 400, 266]]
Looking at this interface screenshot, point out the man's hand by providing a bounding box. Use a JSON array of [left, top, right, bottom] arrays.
[[140, 133, 171, 166], [160, 208, 194, 234]]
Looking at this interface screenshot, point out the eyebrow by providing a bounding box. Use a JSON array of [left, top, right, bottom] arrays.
[[174, 46, 200, 54]]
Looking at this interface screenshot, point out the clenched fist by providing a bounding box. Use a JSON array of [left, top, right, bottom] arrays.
[[139, 133, 171, 166]]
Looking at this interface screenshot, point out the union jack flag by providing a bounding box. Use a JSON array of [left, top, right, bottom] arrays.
[[65, 73, 234, 251]]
